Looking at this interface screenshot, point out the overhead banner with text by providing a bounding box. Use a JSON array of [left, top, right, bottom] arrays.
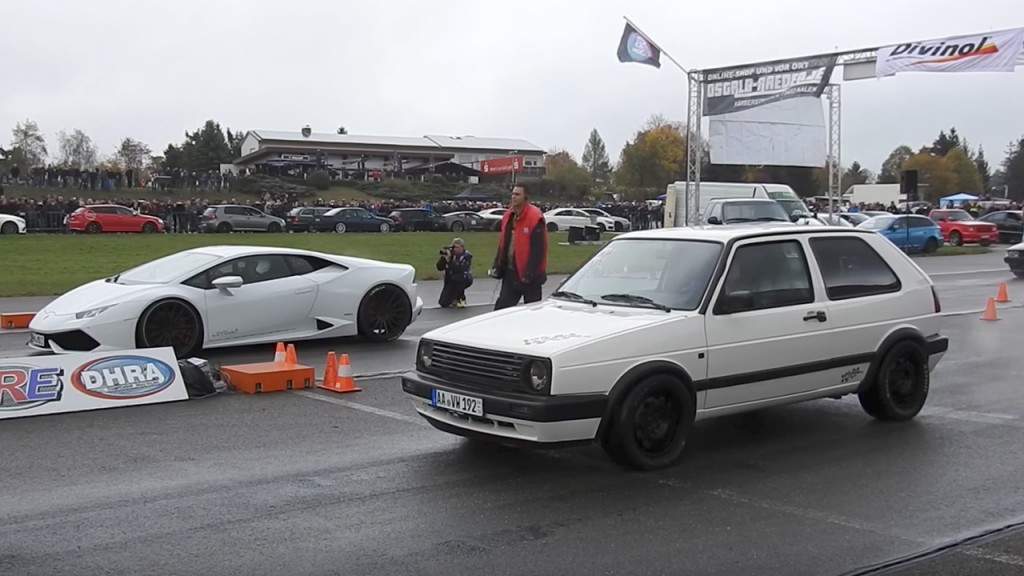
[[876, 27, 1024, 77], [703, 55, 836, 168]]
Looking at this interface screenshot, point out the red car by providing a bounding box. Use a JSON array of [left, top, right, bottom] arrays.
[[928, 209, 996, 246], [66, 204, 165, 234]]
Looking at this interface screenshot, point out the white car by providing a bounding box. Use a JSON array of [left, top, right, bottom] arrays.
[[581, 208, 631, 232], [403, 225, 949, 470], [29, 245, 424, 357], [1004, 241, 1024, 278], [0, 213, 27, 234], [545, 208, 616, 232]]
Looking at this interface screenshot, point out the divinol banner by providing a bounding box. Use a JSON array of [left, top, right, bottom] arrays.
[[702, 55, 838, 116], [875, 27, 1024, 76]]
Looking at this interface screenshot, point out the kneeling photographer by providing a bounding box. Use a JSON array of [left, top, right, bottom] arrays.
[[436, 237, 473, 308]]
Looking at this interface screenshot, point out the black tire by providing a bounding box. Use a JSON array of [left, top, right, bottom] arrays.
[[980, 239, 992, 247], [216, 222, 232, 233], [922, 237, 938, 253], [451, 221, 465, 233], [85, 221, 101, 234], [949, 231, 963, 246], [1013, 271, 1024, 278], [135, 299, 203, 358], [357, 284, 413, 342], [379, 222, 391, 233], [600, 374, 695, 471], [547, 221, 558, 233], [857, 340, 929, 421], [0, 221, 16, 235], [335, 222, 347, 233], [614, 221, 624, 232], [267, 222, 282, 233], [142, 222, 157, 233]]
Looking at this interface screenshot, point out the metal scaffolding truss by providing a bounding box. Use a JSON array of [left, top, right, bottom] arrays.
[[682, 48, 880, 226]]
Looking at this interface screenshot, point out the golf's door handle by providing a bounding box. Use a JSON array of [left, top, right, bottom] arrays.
[[803, 310, 827, 322]]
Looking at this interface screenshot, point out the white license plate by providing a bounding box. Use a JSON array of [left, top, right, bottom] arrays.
[[431, 389, 483, 416], [30, 333, 46, 347]]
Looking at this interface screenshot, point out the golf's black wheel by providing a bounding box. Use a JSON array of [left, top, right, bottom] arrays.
[[136, 299, 203, 358], [357, 284, 412, 342]]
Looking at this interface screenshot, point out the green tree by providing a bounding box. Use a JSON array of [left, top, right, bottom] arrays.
[[942, 146, 983, 194], [115, 137, 153, 174], [180, 120, 233, 172], [9, 119, 48, 168], [974, 145, 992, 192], [580, 128, 612, 184], [56, 128, 98, 170], [841, 161, 873, 192], [930, 127, 961, 156], [1002, 137, 1024, 200], [878, 145, 914, 183]]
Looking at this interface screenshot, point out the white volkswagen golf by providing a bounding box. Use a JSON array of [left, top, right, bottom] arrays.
[[402, 224, 949, 471]]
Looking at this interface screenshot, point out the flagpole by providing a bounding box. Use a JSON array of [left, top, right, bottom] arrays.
[[623, 15, 691, 76]]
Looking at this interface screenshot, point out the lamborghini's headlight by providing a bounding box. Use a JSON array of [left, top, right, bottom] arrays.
[[75, 305, 116, 320]]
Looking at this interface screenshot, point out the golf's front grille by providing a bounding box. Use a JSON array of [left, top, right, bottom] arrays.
[[426, 342, 525, 391]]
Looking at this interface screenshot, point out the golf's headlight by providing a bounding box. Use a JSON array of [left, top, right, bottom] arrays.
[[418, 340, 434, 368], [524, 360, 551, 393], [76, 305, 116, 320]]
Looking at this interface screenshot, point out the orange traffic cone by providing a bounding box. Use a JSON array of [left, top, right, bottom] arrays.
[[981, 297, 1000, 321], [273, 342, 286, 363], [322, 353, 362, 394], [996, 282, 1011, 303], [285, 343, 298, 365], [320, 352, 338, 389]]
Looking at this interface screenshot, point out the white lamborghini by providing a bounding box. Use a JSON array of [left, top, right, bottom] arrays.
[[1, 213, 27, 235], [28, 245, 425, 357]]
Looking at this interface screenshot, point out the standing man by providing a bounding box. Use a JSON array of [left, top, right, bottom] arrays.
[[492, 183, 548, 310]]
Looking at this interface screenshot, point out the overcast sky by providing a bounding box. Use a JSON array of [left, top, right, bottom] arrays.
[[3, 0, 1023, 174]]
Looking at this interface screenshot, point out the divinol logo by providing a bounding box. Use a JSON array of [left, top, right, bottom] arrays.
[[892, 36, 998, 66], [0, 364, 64, 411], [71, 355, 176, 400]]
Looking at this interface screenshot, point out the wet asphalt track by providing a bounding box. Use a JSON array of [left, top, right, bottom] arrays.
[[3, 251, 1024, 575]]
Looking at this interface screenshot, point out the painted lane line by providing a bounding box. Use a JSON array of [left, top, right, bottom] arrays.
[[293, 390, 428, 427]]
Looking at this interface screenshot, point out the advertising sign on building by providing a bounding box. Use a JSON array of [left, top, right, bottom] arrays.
[[0, 347, 188, 420], [480, 155, 523, 175]]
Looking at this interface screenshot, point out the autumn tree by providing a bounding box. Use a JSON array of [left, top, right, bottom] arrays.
[[580, 128, 612, 184], [56, 128, 98, 170], [942, 146, 983, 194], [878, 145, 914, 183], [115, 137, 153, 175], [903, 152, 957, 202], [614, 114, 687, 191], [542, 148, 591, 199]]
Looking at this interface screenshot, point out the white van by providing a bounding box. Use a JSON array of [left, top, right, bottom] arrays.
[[664, 181, 809, 227]]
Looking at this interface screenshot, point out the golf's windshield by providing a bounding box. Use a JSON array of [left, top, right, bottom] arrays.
[[858, 216, 896, 230], [116, 252, 221, 283], [722, 201, 790, 223], [553, 239, 722, 311]]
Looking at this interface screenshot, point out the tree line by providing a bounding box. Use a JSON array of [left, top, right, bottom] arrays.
[[543, 116, 1024, 203]]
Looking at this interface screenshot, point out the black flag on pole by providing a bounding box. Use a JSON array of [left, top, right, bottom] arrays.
[[616, 22, 661, 68]]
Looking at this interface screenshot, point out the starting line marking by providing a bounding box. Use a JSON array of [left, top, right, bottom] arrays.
[[293, 390, 428, 427]]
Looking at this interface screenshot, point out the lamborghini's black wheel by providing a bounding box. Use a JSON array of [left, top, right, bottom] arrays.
[[357, 285, 412, 342], [136, 299, 203, 358]]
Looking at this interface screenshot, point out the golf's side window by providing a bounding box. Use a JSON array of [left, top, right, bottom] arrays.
[[808, 237, 901, 300], [714, 240, 814, 314]]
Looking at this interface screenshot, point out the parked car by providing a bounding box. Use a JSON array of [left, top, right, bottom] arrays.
[[66, 202, 164, 231], [703, 198, 794, 226], [388, 208, 449, 232], [581, 208, 632, 232], [402, 225, 948, 470], [65, 204, 165, 234], [857, 214, 943, 253], [313, 207, 394, 233], [0, 213, 27, 235], [544, 208, 602, 232], [928, 209, 997, 246], [285, 207, 334, 232], [200, 205, 286, 233], [836, 212, 872, 226], [977, 210, 1023, 244], [441, 211, 494, 232], [28, 245, 424, 358], [1004, 242, 1024, 277], [475, 208, 508, 230]]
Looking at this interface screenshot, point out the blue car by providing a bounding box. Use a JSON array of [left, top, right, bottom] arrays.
[[857, 214, 944, 253]]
